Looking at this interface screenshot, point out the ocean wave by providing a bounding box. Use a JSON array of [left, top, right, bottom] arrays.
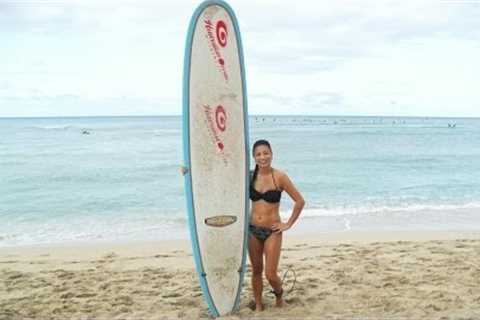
[[281, 201, 480, 218], [0, 212, 189, 247], [30, 125, 74, 130]]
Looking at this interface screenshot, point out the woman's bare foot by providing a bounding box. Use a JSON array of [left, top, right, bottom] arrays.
[[248, 300, 264, 311], [272, 288, 285, 307], [275, 296, 285, 307]]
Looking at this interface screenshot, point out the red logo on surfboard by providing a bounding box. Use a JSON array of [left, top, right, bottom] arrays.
[[215, 105, 227, 132], [204, 19, 229, 82], [203, 104, 228, 164], [216, 21, 227, 47]]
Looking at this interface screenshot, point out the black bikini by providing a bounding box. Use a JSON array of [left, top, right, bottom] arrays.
[[249, 169, 282, 241], [249, 170, 282, 203]]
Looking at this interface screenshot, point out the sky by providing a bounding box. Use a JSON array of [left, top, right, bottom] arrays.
[[1, 0, 479, 117]]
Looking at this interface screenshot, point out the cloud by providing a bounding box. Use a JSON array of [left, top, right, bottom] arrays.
[[1, 0, 480, 116], [242, 0, 480, 74], [0, 94, 165, 117]]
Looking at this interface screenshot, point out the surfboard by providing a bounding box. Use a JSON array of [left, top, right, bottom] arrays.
[[182, 0, 249, 317]]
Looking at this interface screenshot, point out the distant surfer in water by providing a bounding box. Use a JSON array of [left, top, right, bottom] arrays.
[[248, 139, 305, 311]]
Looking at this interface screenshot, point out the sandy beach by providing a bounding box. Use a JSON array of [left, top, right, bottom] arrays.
[[1, 230, 480, 319]]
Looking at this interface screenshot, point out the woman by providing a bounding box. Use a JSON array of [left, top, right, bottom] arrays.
[[248, 139, 305, 311]]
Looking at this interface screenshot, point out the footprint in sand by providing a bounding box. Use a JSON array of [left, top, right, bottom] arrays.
[[416, 256, 432, 262], [52, 283, 69, 293], [4, 271, 25, 280], [304, 276, 320, 283], [53, 269, 75, 280], [30, 278, 50, 289], [356, 249, 375, 256], [426, 303, 443, 312], [112, 295, 134, 307], [97, 252, 118, 263], [132, 289, 159, 297], [163, 292, 182, 298], [159, 273, 174, 280], [118, 306, 132, 313], [285, 296, 304, 306], [300, 257, 314, 261], [294, 243, 308, 248], [60, 292, 76, 299], [379, 282, 394, 289], [125, 256, 142, 261], [75, 292, 97, 299]]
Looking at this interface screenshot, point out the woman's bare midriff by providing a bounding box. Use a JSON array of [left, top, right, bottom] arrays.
[[250, 201, 281, 228]]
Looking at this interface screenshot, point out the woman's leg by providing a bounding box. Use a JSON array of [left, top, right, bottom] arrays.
[[264, 232, 284, 307], [248, 234, 265, 310]]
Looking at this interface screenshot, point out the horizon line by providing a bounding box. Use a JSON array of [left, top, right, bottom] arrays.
[[1, 114, 480, 119]]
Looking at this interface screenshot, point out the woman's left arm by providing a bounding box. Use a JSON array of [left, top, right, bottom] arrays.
[[272, 172, 305, 233]]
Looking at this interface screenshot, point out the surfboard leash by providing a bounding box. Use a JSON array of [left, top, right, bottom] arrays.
[[269, 266, 297, 297]]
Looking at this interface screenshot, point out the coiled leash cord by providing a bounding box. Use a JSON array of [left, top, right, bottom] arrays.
[[269, 266, 296, 297]]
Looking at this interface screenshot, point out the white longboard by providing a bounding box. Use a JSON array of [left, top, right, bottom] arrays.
[[182, 0, 249, 317]]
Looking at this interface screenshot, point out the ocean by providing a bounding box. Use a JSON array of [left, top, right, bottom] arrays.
[[1, 115, 480, 247]]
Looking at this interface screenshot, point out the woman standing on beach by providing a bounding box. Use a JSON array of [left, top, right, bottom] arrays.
[[249, 139, 305, 311]]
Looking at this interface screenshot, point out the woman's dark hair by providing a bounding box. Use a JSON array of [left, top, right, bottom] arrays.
[[251, 139, 272, 188]]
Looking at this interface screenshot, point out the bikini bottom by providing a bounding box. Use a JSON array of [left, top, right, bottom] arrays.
[[249, 224, 273, 241]]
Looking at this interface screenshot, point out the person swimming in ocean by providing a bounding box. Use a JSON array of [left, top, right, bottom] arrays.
[[248, 139, 305, 311]]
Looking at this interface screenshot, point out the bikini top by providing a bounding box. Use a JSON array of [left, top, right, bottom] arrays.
[[249, 169, 282, 203]]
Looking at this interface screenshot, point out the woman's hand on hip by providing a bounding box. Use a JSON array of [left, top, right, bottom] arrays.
[[271, 222, 291, 234]]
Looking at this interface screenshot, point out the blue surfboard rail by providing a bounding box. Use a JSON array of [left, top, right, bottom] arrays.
[[182, 0, 250, 317]]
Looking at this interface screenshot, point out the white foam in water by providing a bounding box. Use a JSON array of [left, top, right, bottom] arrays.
[[0, 211, 188, 247], [280, 201, 480, 218], [31, 125, 74, 130]]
